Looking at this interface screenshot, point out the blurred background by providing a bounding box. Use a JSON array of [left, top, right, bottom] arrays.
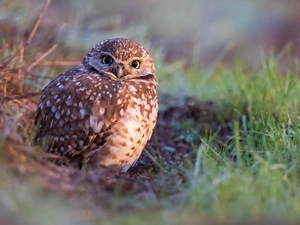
[[1, 0, 300, 68]]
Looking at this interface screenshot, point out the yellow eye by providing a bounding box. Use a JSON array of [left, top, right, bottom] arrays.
[[130, 60, 140, 69], [102, 55, 113, 64]]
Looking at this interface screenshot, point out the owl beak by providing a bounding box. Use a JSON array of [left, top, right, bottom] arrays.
[[115, 64, 124, 78]]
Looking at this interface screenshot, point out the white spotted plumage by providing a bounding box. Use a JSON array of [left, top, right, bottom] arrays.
[[34, 38, 158, 172]]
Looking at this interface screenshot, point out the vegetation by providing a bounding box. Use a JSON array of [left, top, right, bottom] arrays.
[[1, 1, 300, 224]]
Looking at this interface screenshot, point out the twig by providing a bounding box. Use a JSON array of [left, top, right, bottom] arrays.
[[0, 71, 9, 79], [0, 44, 9, 54], [27, 0, 51, 44], [17, 39, 25, 93], [0, 47, 23, 70], [2, 92, 42, 102], [26, 44, 57, 72], [36, 60, 81, 66]]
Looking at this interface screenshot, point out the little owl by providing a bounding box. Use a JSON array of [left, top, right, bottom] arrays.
[[34, 38, 158, 173]]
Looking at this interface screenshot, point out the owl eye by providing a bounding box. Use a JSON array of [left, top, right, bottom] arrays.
[[130, 60, 140, 69], [102, 55, 113, 64]]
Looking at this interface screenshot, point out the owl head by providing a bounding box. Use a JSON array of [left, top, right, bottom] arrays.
[[82, 38, 156, 81]]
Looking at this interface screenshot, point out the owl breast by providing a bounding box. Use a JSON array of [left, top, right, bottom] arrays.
[[35, 71, 158, 173], [88, 79, 158, 172]]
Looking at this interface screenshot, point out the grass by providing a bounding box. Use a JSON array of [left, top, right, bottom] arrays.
[[2, 1, 300, 225], [172, 61, 300, 221]]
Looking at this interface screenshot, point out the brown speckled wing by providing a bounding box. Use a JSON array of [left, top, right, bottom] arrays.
[[34, 67, 128, 159]]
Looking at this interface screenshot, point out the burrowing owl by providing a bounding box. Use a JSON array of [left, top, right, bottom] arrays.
[[34, 38, 158, 173]]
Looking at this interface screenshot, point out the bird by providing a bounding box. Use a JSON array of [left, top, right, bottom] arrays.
[[34, 38, 158, 173]]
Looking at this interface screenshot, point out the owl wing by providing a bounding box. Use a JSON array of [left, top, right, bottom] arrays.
[[34, 68, 127, 156]]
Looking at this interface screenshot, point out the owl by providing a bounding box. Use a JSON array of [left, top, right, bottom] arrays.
[[34, 38, 158, 173]]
